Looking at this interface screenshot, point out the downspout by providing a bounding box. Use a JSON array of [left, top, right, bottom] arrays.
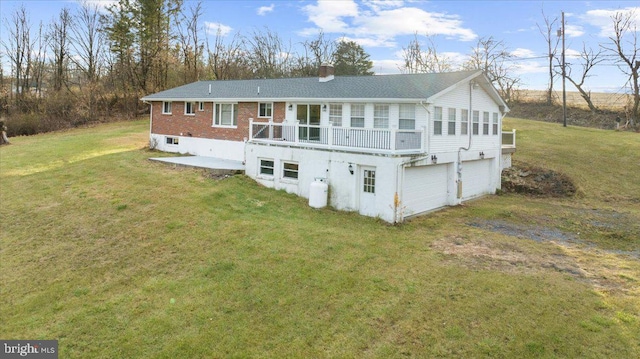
[[456, 81, 475, 200], [394, 100, 431, 223]]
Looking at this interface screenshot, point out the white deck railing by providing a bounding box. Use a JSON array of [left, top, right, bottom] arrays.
[[249, 120, 425, 154], [502, 129, 516, 148]]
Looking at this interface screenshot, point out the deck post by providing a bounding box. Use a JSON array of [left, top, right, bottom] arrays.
[[294, 121, 300, 144], [268, 118, 273, 140], [390, 127, 397, 153], [328, 123, 333, 148], [249, 118, 254, 140], [421, 126, 427, 153]]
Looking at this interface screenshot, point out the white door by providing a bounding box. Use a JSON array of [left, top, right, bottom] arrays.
[[359, 166, 377, 217], [461, 159, 493, 200], [403, 165, 449, 216]]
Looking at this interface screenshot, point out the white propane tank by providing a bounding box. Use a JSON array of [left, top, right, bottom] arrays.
[[309, 178, 328, 208]]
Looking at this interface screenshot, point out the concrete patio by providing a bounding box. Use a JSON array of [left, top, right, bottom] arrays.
[[149, 156, 245, 171]]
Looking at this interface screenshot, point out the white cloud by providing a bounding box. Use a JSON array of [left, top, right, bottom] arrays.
[[511, 48, 537, 58], [257, 4, 275, 16], [204, 22, 233, 37], [302, 0, 360, 33], [512, 61, 547, 76], [371, 59, 404, 74], [582, 7, 640, 37], [564, 24, 584, 38], [301, 0, 476, 47]]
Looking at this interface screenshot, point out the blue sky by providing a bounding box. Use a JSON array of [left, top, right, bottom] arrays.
[[1, 0, 639, 93]]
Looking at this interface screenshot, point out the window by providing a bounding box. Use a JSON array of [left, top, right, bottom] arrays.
[[472, 110, 479, 135], [448, 108, 456, 135], [351, 104, 365, 128], [282, 162, 299, 179], [399, 104, 415, 130], [483, 111, 489, 135], [329, 104, 342, 126], [162, 101, 172, 114], [185, 102, 195, 115], [374, 104, 389, 128], [259, 102, 272, 118], [493, 112, 499, 135], [461, 109, 469, 135], [214, 103, 238, 127], [433, 106, 443, 135], [259, 159, 274, 176], [165, 136, 178, 145], [198, 102, 204, 111], [363, 169, 375, 194]]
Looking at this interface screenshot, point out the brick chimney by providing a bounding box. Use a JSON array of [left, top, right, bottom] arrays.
[[319, 63, 334, 82]]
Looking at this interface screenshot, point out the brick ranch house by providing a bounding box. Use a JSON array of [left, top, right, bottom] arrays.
[[141, 66, 515, 223]]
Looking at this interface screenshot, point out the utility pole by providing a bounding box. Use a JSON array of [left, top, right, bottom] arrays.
[[561, 11, 567, 127]]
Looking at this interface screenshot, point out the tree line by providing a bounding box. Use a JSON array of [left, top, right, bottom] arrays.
[[0, 1, 638, 137]]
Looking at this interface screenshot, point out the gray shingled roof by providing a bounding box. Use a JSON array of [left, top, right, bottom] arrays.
[[141, 70, 485, 102]]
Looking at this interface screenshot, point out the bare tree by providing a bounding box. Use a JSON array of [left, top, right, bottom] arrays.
[[561, 44, 605, 112], [602, 10, 639, 126], [31, 21, 47, 97], [206, 29, 249, 80], [1, 5, 33, 100], [71, 1, 106, 121], [48, 7, 72, 92], [464, 36, 519, 102], [245, 27, 292, 78], [293, 31, 336, 76], [537, 9, 560, 105], [400, 33, 452, 73], [176, 1, 204, 83]]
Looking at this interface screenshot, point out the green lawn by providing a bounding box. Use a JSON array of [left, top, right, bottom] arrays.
[[1, 118, 638, 358]]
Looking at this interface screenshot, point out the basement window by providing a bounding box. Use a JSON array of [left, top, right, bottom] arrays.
[[282, 162, 299, 180], [259, 159, 274, 176], [165, 136, 179, 145]]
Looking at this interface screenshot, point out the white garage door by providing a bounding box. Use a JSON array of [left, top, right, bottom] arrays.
[[403, 164, 449, 216], [461, 159, 493, 200]]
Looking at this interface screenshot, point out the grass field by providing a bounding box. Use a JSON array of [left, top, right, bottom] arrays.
[[1, 119, 638, 358]]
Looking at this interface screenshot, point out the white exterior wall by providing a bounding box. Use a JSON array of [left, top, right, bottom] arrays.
[[427, 82, 502, 154], [245, 143, 403, 223], [151, 133, 245, 162]]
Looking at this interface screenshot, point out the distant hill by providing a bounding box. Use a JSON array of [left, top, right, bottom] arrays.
[[508, 90, 633, 130]]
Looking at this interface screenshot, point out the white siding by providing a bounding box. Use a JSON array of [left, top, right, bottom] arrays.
[[428, 81, 501, 154]]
